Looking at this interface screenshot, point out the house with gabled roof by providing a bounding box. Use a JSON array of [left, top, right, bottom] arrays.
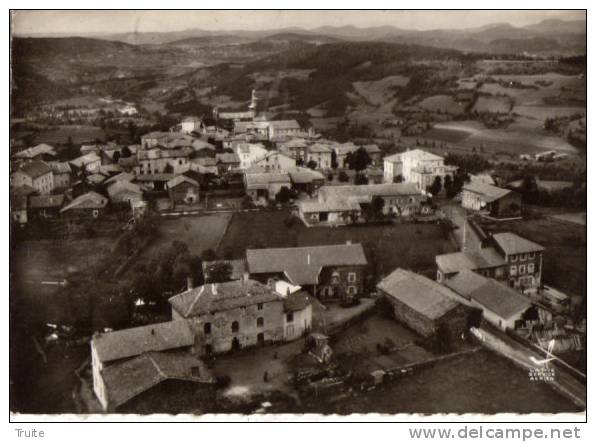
[[10, 160, 54, 195], [12, 143, 57, 162], [28, 194, 65, 219], [169, 279, 312, 355], [166, 174, 200, 207], [60, 191, 108, 219], [90, 320, 215, 412], [107, 181, 143, 205], [462, 181, 522, 219], [491, 232, 545, 293], [444, 270, 538, 331], [377, 268, 472, 339], [246, 243, 368, 303]]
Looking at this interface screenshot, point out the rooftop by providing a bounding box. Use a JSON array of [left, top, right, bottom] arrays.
[[492, 232, 545, 256], [246, 243, 368, 286], [319, 183, 421, 202], [166, 174, 199, 189], [435, 248, 506, 274], [446, 271, 531, 319], [101, 351, 215, 409], [29, 194, 65, 209], [92, 321, 194, 364], [377, 268, 462, 320], [463, 182, 512, 203], [169, 280, 281, 318], [13, 143, 56, 159], [60, 191, 108, 212], [14, 160, 52, 179]]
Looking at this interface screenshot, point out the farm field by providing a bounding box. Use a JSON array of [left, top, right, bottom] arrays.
[[422, 120, 578, 155], [142, 212, 233, 261], [31, 125, 109, 145], [217, 210, 456, 277], [417, 94, 466, 115], [352, 75, 409, 106], [323, 349, 581, 414], [472, 95, 512, 113]]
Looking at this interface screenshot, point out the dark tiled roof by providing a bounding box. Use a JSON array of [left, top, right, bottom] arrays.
[[29, 194, 65, 209], [435, 248, 506, 274], [246, 243, 368, 286], [101, 352, 215, 409], [463, 182, 512, 203], [470, 279, 531, 320], [60, 191, 108, 212], [492, 232, 545, 255], [16, 160, 52, 179], [377, 268, 462, 320], [92, 321, 194, 364], [283, 291, 312, 312], [169, 280, 281, 318]]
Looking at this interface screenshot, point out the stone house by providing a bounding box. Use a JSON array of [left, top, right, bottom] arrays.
[[169, 279, 312, 356], [69, 152, 102, 174], [166, 174, 200, 206], [435, 247, 508, 283], [60, 191, 108, 219], [384, 149, 456, 190], [28, 194, 65, 220], [251, 151, 297, 173], [135, 148, 192, 175], [491, 232, 544, 293], [234, 143, 269, 169], [12, 143, 57, 163], [305, 143, 332, 169], [10, 160, 54, 195], [462, 182, 522, 219], [377, 268, 472, 339], [246, 243, 368, 302], [106, 181, 143, 206], [244, 172, 292, 202], [90, 321, 215, 412], [47, 161, 72, 190]]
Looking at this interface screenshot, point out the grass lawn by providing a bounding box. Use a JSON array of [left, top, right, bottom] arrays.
[[322, 349, 581, 414], [217, 210, 456, 278]]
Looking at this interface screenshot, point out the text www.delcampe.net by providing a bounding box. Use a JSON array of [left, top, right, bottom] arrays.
[[409, 426, 582, 441]]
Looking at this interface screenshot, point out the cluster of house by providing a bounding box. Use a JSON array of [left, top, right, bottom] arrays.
[[91, 241, 368, 411], [90, 220, 554, 411]]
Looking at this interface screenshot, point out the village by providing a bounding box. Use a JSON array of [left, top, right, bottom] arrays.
[[9, 83, 587, 415]]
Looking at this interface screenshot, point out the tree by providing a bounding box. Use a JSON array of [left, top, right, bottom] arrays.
[[393, 174, 404, 183], [331, 149, 338, 170], [207, 262, 233, 283], [354, 174, 369, 186], [371, 195, 385, 220], [347, 147, 371, 173], [120, 145, 132, 158], [201, 249, 218, 262], [163, 163, 175, 174], [444, 174, 456, 198], [306, 160, 318, 170], [338, 171, 349, 182], [428, 176, 442, 196], [275, 186, 294, 204]]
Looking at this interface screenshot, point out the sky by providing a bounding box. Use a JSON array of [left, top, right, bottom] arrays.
[[11, 10, 586, 36]]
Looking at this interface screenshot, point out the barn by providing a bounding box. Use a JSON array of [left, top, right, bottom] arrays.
[[377, 268, 471, 339]]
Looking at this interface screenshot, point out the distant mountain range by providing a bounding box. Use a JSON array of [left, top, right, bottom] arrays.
[[14, 18, 586, 55]]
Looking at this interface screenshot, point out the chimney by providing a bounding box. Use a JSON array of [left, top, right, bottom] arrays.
[[211, 284, 217, 295], [187, 277, 194, 291], [307, 253, 311, 265]]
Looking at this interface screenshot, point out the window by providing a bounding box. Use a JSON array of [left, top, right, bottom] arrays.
[[257, 317, 264, 327], [520, 253, 527, 262], [204, 322, 211, 334], [510, 265, 517, 276], [528, 252, 535, 260], [257, 303, 263, 311], [347, 286, 357, 295], [205, 344, 212, 355], [286, 312, 294, 323], [511, 254, 518, 262], [527, 263, 535, 274], [231, 321, 239, 333], [519, 264, 526, 275], [347, 272, 357, 283]]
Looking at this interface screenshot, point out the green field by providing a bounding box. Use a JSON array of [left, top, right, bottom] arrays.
[[217, 210, 456, 278]]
